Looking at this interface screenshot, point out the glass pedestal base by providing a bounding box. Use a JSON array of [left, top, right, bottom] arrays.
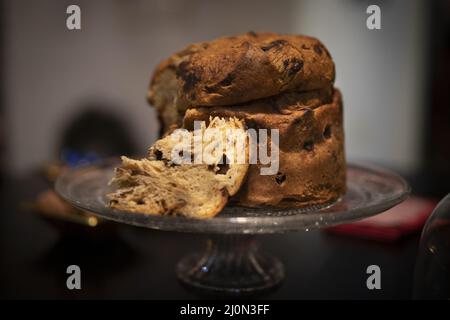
[[176, 235, 284, 295]]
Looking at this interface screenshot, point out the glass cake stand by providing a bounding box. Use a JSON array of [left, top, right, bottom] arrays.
[[55, 161, 410, 295]]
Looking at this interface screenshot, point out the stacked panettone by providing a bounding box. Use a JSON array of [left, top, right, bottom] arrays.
[[147, 32, 346, 209]]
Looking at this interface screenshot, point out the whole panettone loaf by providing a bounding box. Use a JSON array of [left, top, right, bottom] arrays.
[[183, 88, 346, 207], [146, 32, 345, 210], [148, 32, 335, 133]]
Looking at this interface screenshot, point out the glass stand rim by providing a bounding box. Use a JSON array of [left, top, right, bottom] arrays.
[[55, 161, 411, 234]]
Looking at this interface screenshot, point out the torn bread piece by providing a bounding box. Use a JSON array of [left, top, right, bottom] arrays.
[[108, 117, 248, 219]]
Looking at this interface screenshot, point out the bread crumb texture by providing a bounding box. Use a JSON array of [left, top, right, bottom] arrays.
[[108, 117, 249, 219]]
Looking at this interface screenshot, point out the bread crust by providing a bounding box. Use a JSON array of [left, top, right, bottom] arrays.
[[183, 89, 346, 207], [148, 32, 335, 109]]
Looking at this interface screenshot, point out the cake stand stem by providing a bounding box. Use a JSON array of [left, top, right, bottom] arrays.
[[176, 234, 284, 295]]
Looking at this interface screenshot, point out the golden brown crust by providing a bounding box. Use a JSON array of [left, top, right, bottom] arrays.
[[148, 32, 335, 109], [183, 89, 346, 207]]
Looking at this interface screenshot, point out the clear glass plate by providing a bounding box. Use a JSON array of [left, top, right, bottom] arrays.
[[55, 160, 410, 234], [55, 160, 410, 295]]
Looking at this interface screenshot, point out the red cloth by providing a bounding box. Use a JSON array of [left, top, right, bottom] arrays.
[[325, 197, 437, 242]]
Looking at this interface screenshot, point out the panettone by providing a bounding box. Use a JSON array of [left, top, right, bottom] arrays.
[[146, 32, 346, 209], [148, 32, 335, 134], [183, 88, 345, 207], [109, 31, 348, 215], [108, 118, 249, 218]]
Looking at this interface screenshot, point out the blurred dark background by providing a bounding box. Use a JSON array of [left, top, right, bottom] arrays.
[[0, 0, 449, 299], [419, 0, 450, 197]]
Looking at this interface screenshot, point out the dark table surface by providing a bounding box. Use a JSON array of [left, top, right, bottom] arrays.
[[0, 174, 419, 300]]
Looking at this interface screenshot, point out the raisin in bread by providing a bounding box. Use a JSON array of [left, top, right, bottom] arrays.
[[108, 117, 249, 218]]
